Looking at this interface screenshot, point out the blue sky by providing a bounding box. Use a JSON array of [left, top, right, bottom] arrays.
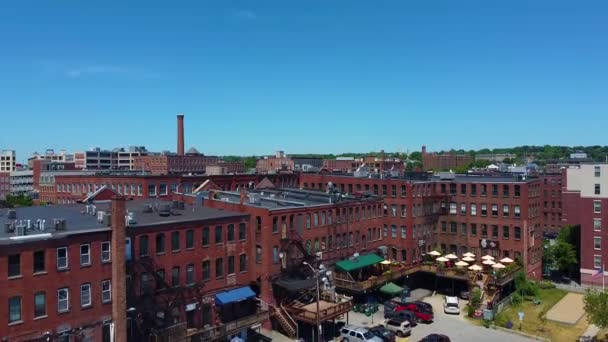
[[1, 0, 607, 160]]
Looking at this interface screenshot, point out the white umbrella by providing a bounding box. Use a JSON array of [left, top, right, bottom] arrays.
[[444, 254, 458, 260], [462, 256, 475, 262], [468, 264, 483, 271], [455, 260, 469, 267], [380, 260, 392, 265], [500, 257, 514, 264], [463, 252, 476, 258], [482, 259, 496, 265], [429, 250, 441, 256], [436, 256, 449, 262], [492, 263, 506, 269], [481, 255, 495, 260]]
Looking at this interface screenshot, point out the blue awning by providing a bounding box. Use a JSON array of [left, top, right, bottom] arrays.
[[215, 286, 256, 306]]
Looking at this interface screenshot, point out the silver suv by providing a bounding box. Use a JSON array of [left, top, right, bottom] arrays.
[[340, 325, 384, 342]]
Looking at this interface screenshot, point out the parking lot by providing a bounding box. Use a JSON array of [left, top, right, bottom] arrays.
[[338, 294, 534, 342]]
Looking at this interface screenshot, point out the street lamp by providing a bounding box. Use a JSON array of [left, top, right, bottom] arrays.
[[303, 261, 322, 342]]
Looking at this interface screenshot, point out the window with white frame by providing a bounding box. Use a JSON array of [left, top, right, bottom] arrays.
[[80, 244, 91, 266], [137, 184, 143, 196], [460, 203, 466, 215], [503, 204, 509, 216], [148, 184, 157, 197], [57, 288, 69, 313], [391, 205, 397, 217], [595, 166, 601, 177], [449, 203, 457, 214], [101, 280, 111, 303], [594, 255, 602, 269], [594, 237, 602, 250], [101, 241, 111, 262], [594, 219, 602, 232], [57, 247, 68, 270], [401, 226, 407, 239], [595, 201, 602, 214], [80, 283, 91, 307], [470, 204, 477, 216], [401, 205, 407, 217], [491, 204, 498, 216], [514, 205, 521, 218]]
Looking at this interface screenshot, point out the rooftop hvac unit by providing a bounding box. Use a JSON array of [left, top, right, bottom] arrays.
[[172, 200, 179, 209], [54, 219, 67, 231], [7, 210, 16, 220], [177, 201, 185, 210], [248, 193, 261, 204], [142, 204, 153, 213], [126, 211, 137, 225], [97, 211, 105, 222], [103, 213, 112, 226]]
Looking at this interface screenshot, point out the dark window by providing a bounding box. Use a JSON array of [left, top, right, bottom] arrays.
[[441, 184, 446, 194], [391, 185, 397, 197], [595, 184, 601, 195], [156, 269, 165, 289], [481, 224, 488, 237], [441, 221, 447, 233], [515, 227, 521, 240], [471, 184, 477, 196], [492, 225, 499, 238], [215, 225, 223, 244], [239, 223, 246, 240], [186, 264, 194, 285], [461, 223, 467, 235], [471, 224, 477, 236], [171, 231, 180, 251], [139, 235, 149, 256], [239, 254, 247, 272], [514, 185, 521, 197], [202, 261, 210, 281], [202, 227, 210, 246], [57, 247, 68, 270], [481, 184, 487, 196], [34, 250, 45, 273], [492, 184, 498, 196], [382, 185, 387, 196], [186, 230, 194, 249], [171, 267, 180, 287], [450, 222, 457, 234], [450, 184, 456, 195], [503, 226, 510, 239], [228, 256, 235, 275], [9, 296, 21, 323], [227, 224, 235, 242], [401, 185, 407, 197], [8, 254, 20, 277], [272, 217, 278, 233], [156, 234, 165, 254], [461, 184, 466, 195], [34, 292, 46, 318], [216, 258, 224, 278], [503, 184, 509, 197]]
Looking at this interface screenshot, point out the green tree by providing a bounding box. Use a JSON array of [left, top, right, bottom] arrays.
[[408, 151, 422, 162], [548, 240, 577, 277], [243, 156, 258, 170], [584, 290, 608, 329], [5, 195, 33, 207]]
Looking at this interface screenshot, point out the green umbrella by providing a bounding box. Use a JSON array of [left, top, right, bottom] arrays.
[[379, 282, 404, 296]]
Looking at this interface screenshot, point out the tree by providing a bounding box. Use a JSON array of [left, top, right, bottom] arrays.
[[584, 290, 608, 329], [408, 151, 422, 162], [5, 195, 33, 207], [548, 240, 577, 277]]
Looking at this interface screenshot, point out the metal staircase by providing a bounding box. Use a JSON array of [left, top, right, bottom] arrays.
[[271, 303, 297, 338]]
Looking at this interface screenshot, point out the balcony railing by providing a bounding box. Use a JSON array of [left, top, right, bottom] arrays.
[[185, 308, 269, 341], [284, 295, 353, 325]]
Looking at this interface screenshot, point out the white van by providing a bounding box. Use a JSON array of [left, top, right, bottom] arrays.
[[383, 318, 412, 337], [443, 296, 460, 315]]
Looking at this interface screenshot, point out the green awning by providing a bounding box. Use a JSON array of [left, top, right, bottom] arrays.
[[379, 282, 404, 296], [335, 253, 385, 272]]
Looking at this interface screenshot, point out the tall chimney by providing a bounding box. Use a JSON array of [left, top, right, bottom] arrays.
[[111, 196, 127, 342], [177, 113, 185, 156]]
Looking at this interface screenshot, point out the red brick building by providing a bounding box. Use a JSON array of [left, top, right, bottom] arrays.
[[421, 145, 473, 171], [322, 153, 405, 174], [133, 154, 220, 175], [255, 151, 295, 174], [540, 173, 563, 234]]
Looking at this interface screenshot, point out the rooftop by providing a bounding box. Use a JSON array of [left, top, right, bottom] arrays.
[[0, 199, 246, 244], [306, 171, 536, 183]]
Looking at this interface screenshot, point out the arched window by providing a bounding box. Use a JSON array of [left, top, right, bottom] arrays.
[[306, 215, 311, 229], [321, 212, 326, 226], [321, 237, 327, 251], [305, 240, 312, 253], [314, 238, 319, 252]]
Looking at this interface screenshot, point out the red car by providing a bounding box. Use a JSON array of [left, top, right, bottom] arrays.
[[395, 303, 434, 323]]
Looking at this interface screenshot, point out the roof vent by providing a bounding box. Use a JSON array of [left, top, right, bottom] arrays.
[[54, 219, 67, 231], [157, 203, 171, 217], [126, 211, 137, 226], [7, 210, 16, 220], [142, 204, 153, 213]]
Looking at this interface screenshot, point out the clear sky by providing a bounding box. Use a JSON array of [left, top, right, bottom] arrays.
[[1, 0, 607, 160]]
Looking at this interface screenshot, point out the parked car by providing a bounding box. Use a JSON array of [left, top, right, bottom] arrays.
[[383, 318, 412, 337], [389, 307, 417, 327], [368, 325, 396, 342], [443, 296, 460, 315], [411, 301, 434, 313], [418, 334, 451, 342], [340, 325, 384, 342], [459, 290, 470, 300], [399, 303, 434, 323]]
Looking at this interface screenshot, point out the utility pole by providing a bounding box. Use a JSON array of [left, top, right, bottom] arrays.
[[304, 262, 322, 342]]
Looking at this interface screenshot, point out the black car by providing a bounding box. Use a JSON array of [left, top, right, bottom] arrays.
[[390, 310, 417, 327], [369, 325, 396, 342], [460, 291, 470, 300], [418, 334, 451, 342]]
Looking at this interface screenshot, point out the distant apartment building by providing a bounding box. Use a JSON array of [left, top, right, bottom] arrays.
[[475, 153, 517, 163], [9, 170, 34, 195], [27, 149, 73, 169], [0, 150, 16, 172], [255, 151, 295, 174], [421, 145, 473, 171], [205, 162, 246, 176], [544, 153, 595, 174], [134, 152, 220, 175], [74, 146, 148, 170], [322, 151, 404, 174], [562, 164, 608, 287], [0, 172, 9, 200]]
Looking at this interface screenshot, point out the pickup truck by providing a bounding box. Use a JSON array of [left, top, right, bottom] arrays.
[[396, 303, 434, 323]]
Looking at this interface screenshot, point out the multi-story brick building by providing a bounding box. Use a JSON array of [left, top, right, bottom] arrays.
[[562, 164, 608, 287], [540, 173, 563, 234], [28, 149, 74, 169], [133, 153, 220, 175], [255, 151, 295, 174], [322, 152, 405, 174], [9, 170, 34, 195], [421, 145, 473, 171], [0, 172, 10, 200]]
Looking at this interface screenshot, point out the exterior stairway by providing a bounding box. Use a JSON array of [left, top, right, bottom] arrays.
[[271, 304, 297, 338]]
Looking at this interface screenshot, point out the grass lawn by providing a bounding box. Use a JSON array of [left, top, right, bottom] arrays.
[[494, 288, 588, 342]]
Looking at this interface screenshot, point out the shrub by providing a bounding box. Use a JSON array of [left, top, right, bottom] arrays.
[[511, 293, 523, 305], [470, 288, 482, 308], [467, 304, 475, 317], [539, 280, 555, 289], [483, 319, 491, 328]]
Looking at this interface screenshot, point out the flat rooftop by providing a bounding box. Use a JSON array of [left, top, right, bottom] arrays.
[[306, 172, 536, 183], [0, 200, 246, 244], [210, 188, 380, 210]]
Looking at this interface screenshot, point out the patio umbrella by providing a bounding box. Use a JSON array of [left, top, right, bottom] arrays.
[[481, 254, 495, 260], [463, 252, 476, 258], [482, 259, 496, 265], [492, 263, 506, 269], [455, 260, 469, 267], [500, 257, 514, 264], [429, 250, 441, 256], [468, 264, 483, 271], [444, 254, 458, 259], [462, 256, 475, 262], [436, 256, 449, 262], [379, 282, 404, 296]]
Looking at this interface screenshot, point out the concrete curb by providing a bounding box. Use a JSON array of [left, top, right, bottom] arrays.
[[490, 324, 552, 341]]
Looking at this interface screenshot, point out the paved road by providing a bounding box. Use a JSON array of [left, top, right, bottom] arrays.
[[341, 295, 534, 342]]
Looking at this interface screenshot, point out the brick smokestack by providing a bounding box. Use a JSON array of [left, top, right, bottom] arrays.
[[111, 196, 127, 342], [177, 113, 185, 156]]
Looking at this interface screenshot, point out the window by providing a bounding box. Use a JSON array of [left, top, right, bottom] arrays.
[[239, 223, 246, 240], [461, 184, 467, 195], [34, 250, 45, 273], [272, 217, 278, 233], [215, 226, 223, 244], [595, 184, 601, 195], [80, 244, 91, 266], [450, 184, 456, 195], [503, 184, 509, 197], [8, 254, 21, 277], [202, 261, 211, 281], [492, 184, 498, 196], [202, 227, 210, 246], [471, 184, 477, 196], [306, 214, 311, 228], [514, 205, 521, 218], [148, 184, 157, 196], [492, 225, 499, 238], [186, 230, 194, 249], [172, 231, 180, 251], [101, 280, 111, 303], [481, 184, 487, 196], [101, 241, 111, 262], [9, 296, 21, 323], [57, 288, 69, 313], [503, 226, 510, 239], [216, 258, 224, 278], [595, 201, 602, 214], [34, 292, 46, 318], [401, 226, 407, 239], [228, 256, 235, 274], [595, 166, 601, 177], [514, 226, 521, 240], [401, 185, 407, 197], [156, 234, 165, 254], [159, 183, 168, 196], [57, 247, 68, 270], [460, 203, 466, 215], [239, 254, 247, 272], [272, 246, 279, 264], [470, 204, 477, 216], [481, 204, 487, 216], [471, 224, 477, 236], [186, 264, 195, 285], [595, 237, 601, 250], [594, 219, 602, 231], [449, 202, 457, 214], [80, 283, 91, 307], [461, 223, 467, 235], [227, 224, 235, 242], [391, 205, 397, 217], [481, 224, 488, 237], [382, 185, 387, 196], [256, 246, 262, 263], [172, 267, 180, 287], [400, 205, 407, 217], [503, 205, 509, 217], [491, 204, 498, 216], [383, 225, 388, 237], [441, 221, 447, 233], [137, 184, 143, 196], [594, 255, 602, 269], [391, 225, 397, 238], [139, 235, 149, 256], [450, 222, 457, 234]]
